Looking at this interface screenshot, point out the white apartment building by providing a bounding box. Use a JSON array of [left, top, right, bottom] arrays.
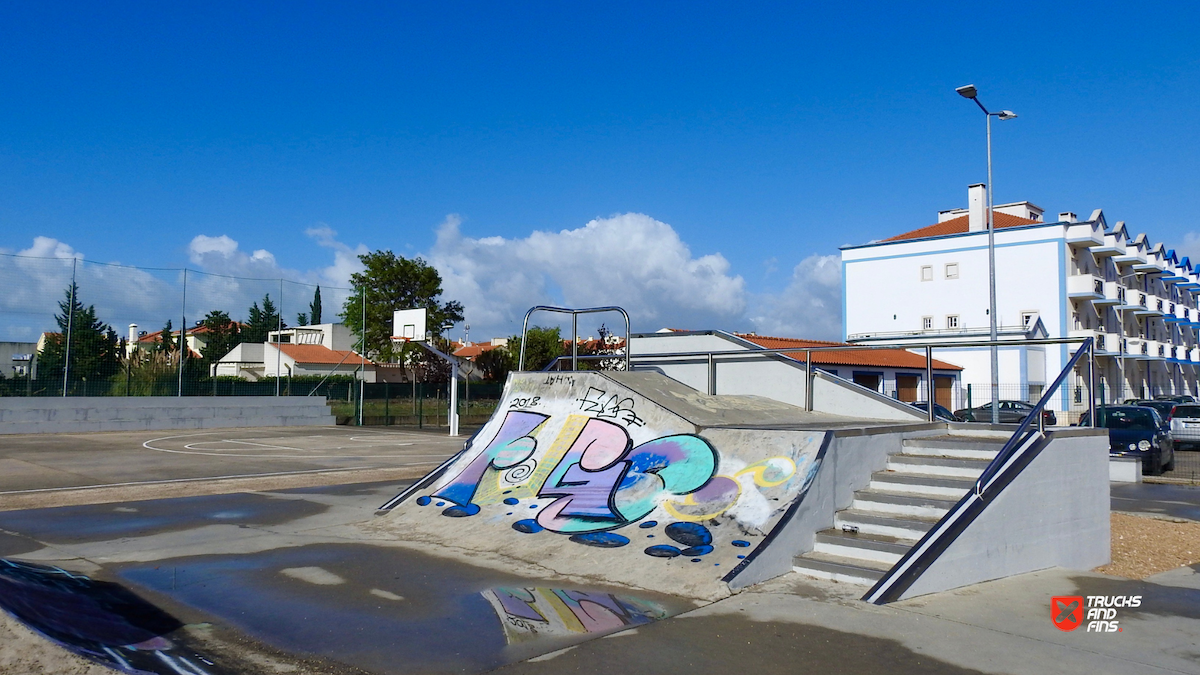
[[841, 184, 1200, 415]]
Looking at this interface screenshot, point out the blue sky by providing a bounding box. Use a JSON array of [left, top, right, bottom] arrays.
[[2, 2, 1200, 341]]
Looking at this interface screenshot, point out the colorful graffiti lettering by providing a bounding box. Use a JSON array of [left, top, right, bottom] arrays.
[[482, 586, 669, 644], [662, 457, 798, 522], [535, 417, 717, 533], [434, 411, 549, 508]]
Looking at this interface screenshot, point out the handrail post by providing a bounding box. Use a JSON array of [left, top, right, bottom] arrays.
[[925, 346, 934, 422], [707, 353, 715, 395], [805, 349, 813, 411], [519, 310, 532, 371], [571, 313, 578, 371], [1088, 339, 1097, 427]]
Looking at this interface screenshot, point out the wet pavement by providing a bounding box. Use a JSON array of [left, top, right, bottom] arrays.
[[0, 492, 330, 545], [0, 476, 1196, 674], [1111, 481, 1200, 521], [115, 544, 692, 675]]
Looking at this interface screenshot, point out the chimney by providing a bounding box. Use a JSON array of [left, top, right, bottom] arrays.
[[128, 323, 138, 344], [1058, 212, 1077, 223], [968, 184, 987, 232]]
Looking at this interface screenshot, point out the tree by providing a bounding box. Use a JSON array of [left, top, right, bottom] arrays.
[[340, 251, 464, 363], [199, 310, 240, 368], [156, 319, 175, 352], [474, 346, 512, 382], [505, 326, 564, 372], [309, 286, 322, 325], [242, 294, 284, 344], [37, 283, 122, 386]]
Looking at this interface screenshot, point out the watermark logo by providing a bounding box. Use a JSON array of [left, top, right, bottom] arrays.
[[1053, 595, 1140, 632], [1052, 596, 1083, 631]]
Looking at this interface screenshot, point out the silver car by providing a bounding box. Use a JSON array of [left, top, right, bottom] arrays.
[[1169, 404, 1200, 450]]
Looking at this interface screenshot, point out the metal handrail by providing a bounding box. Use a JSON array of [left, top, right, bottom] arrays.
[[519, 306, 631, 372], [973, 337, 1095, 498]]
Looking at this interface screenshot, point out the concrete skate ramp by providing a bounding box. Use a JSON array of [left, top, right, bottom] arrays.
[[376, 371, 876, 600]]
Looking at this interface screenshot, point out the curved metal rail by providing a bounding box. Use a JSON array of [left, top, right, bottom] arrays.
[[518, 306, 631, 372]]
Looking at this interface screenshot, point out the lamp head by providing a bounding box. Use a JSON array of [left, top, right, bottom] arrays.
[[997, 110, 1018, 120], [955, 84, 978, 99]]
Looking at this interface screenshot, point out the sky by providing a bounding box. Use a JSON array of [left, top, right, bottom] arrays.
[[2, 1, 1200, 342]]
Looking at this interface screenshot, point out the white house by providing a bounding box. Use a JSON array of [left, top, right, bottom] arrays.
[[841, 184, 1200, 415], [214, 323, 374, 381]]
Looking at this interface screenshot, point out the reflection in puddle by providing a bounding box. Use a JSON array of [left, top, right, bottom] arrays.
[[0, 558, 224, 675], [483, 587, 668, 645]]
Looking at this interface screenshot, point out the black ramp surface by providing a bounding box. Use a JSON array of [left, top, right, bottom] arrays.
[[0, 558, 226, 674]]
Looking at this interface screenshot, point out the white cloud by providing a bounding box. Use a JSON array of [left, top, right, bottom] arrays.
[[746, 254, 843, 341], [427, 213, 748, 337], [0, 229, 367, 341]]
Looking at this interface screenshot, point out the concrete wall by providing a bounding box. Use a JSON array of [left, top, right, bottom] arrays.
[[898, 429, 1110, 600], [729, 423, 945, 589], [629, 332, 927, 422], [0, 396, 335, 434]]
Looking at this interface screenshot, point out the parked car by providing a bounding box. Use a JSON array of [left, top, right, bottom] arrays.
[[1169, 403, 1200, 451], [953, 400, 1056, 425], [1155, 395, 1197, 404], [909, 401, 956, 421], [1134, 400, 1177, 423], [1078, 405, 1175, 475]]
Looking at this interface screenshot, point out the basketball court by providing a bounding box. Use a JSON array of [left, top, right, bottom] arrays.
[[0, 425, 466, 510]]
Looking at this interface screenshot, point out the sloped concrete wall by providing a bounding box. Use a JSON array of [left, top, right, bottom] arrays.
[[0, 396, 334, 434]]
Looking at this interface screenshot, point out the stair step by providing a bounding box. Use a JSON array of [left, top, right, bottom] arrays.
[[851, 490, 958, 518], [887, 454, 990, 479], [901, 446, 1000, 461], [792, 552, 888, 585], [869, 472, 976, 499], [835, 509, 937, 540], [813, 529, 913, 565]]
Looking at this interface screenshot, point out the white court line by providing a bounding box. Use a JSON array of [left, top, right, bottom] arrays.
[[0, 466, 379, 495], [192, 439, 309, 451], [143, 430, 443, 458]]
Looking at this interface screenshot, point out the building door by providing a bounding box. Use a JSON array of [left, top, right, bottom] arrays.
[[853, 373, 881, 392], [934, 376, 953, 409], [896, 375, 919, 402]]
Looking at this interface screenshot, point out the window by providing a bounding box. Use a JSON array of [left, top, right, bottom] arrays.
[[1021, 311, 1037, 328], [946, 315, 959, 329], [922, 316, 933, 330], [920, 265, 933, 281], [945, 263, 959, 279]]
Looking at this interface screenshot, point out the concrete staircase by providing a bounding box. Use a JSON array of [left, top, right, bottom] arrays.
[[792, 433, 1010, 586]]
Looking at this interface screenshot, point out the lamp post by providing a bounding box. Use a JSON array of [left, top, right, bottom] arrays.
[[956, 84, 1017, 425]]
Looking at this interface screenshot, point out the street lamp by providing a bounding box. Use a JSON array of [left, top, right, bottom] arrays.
[[956, 84, 1018, 424]]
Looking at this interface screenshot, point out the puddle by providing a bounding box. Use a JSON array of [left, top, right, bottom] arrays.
[[0, 558, 227, 674], [0, 493, 329, 544], [115, 544, 692, 674]]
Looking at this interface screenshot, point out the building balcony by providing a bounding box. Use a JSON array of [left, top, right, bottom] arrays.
[[1094, 280, 1123, 306], [1113, 248, 1148, 267], [1098, 332, 1123, 355], [1065, 221, 1105, 247], [1165, 303, 1192, 324], [1090, 233, 1126, 258], [1066, 273, 1105, 301], [1126, 337, 1151, 359], [1119, 289, 1148, 313]]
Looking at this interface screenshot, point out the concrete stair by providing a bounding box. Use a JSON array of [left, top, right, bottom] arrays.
[[793, 434, 1009, 586]]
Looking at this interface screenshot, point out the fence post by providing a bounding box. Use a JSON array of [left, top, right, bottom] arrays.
[[967, 383, 972, 409], [925, 346, 934, 422], [385, 381, 390, 426], [707, 353, 715, 396], [418, 382, 423, 429], [805, 350, 813, 411]]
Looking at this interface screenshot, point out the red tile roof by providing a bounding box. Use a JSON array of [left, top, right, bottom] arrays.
[[735, 334, 962, 371], [277, 344, 373, 365], [882, 212, 1040, 243], [453, 342, 502, 360]]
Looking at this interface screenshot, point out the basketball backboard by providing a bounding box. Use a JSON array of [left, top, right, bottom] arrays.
[[392, 308, 428, 342]]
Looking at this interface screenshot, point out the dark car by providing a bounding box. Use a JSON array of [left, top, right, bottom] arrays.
[[909, 401, 956, 421], [1078, 405, 1175, 475], [954, 400, 1057, 425], [1155, 395, 1196, 404], [1134, 400, 1177, 423]]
